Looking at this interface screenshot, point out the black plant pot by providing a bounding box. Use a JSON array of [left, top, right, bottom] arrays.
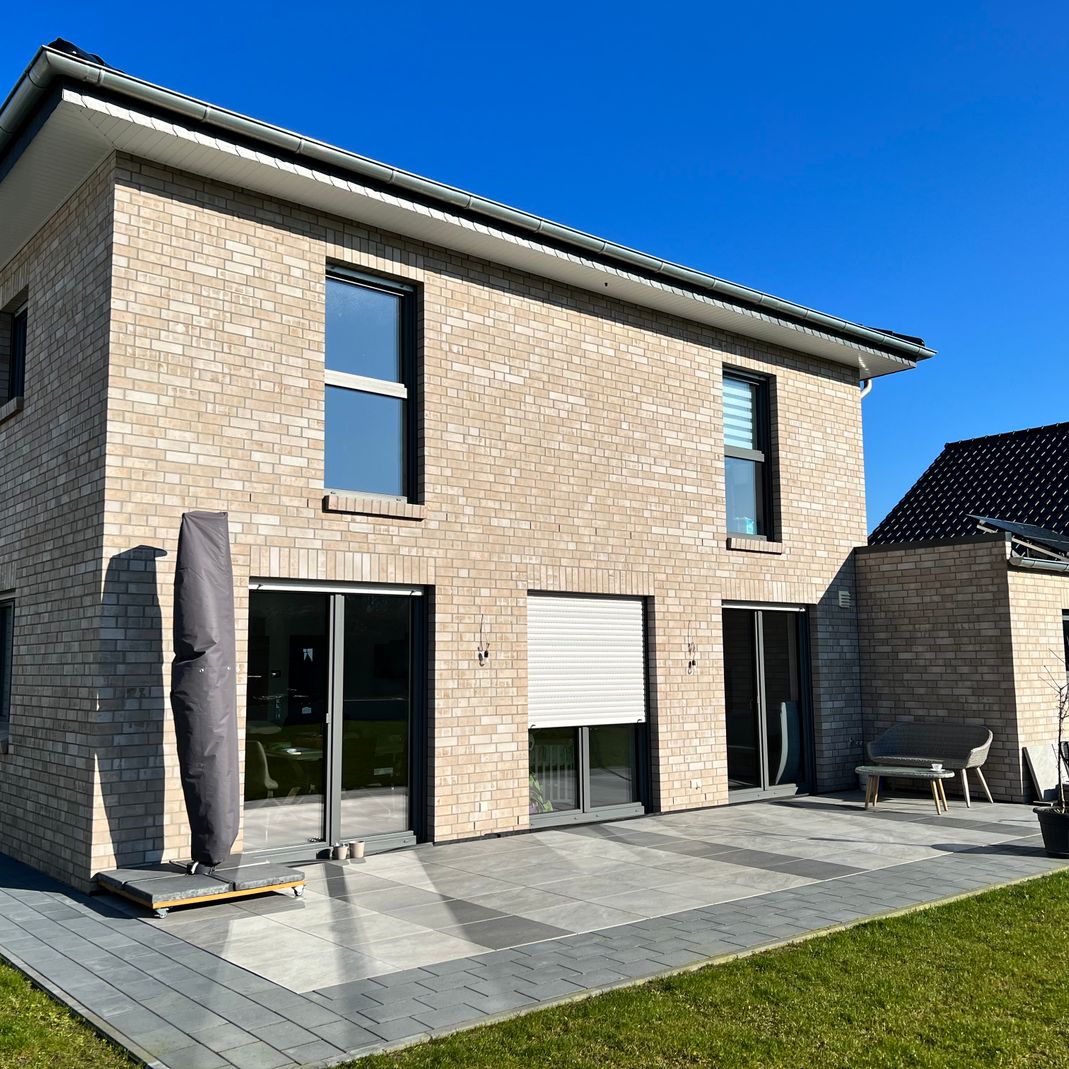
[[1034, 806, 1069, 858]]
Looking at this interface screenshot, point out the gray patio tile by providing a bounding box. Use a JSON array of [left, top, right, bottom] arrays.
[[519, 899, 648, 933], [220, 1039, 295, 1069], [437, 915, 573, 949], [157, 1045, 231, 1069], [282, 1039, 348, 1063], [473, 886, 586, 917], [593, 887, 713, 918], [359, 932, 492, 970], [342, 885, 456, 913], [413, 1003, 485, 1031], [414, 984, 485, 1010], [512, 976, 589, 1000], [386, 898, 508, 928], [350, 1014, 429, 1043], [359, 997, 432, 1024], [250, 1020, 318, 1051], [460, 989, 540, 1015], [309, 1018, 382, 1048], [187, 1022, 261, 1053]]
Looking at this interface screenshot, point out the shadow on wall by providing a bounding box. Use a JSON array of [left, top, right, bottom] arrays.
[[97, 545, 168, 869], [810, 555, 865, 793]]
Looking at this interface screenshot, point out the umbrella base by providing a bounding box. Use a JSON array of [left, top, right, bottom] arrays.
[[95, 860, 305, 918]]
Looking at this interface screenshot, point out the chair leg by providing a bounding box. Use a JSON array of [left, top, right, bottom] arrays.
[[960, 768, 971, 808], [974, 767, 994, 804]]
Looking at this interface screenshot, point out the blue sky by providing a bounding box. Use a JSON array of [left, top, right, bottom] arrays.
[[4, 3, 1067, 529]]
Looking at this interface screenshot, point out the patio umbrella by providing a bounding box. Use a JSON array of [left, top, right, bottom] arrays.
[[170, 511, 239, 872]]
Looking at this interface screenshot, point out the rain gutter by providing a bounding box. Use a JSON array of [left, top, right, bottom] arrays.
[[0, 45, 935, 364], [1008, 556, 1069, 575]]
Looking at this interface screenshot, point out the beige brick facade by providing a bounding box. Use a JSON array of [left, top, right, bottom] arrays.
[[1, 154, 872, 889], [857, 535, 1069, 800]]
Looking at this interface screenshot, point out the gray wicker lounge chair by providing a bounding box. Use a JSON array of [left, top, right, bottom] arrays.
[[866, 722, 994, 807]]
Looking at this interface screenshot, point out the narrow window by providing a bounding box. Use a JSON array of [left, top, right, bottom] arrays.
[[724, 371, 771, 537], [1063, 611, 1068, 680], [1, 303, 26, 404], [0, 599, 12, 730], [324, 273, 414, 498]]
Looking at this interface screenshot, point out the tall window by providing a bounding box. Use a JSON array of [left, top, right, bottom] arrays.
[[324, 272, 414, 498], [1063, 611, 1068, 680], [0, 599, 12, 730], [1, 303, 26, 405], [724, 371, 771, 537]]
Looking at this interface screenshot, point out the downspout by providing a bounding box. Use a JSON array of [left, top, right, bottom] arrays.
[[859, 379, 872, 399]]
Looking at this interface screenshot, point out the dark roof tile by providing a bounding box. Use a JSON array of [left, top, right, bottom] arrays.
[[870, 421, 1069, 544]]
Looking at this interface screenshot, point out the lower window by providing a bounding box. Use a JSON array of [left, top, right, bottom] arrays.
[[529, 724, 641, 818]]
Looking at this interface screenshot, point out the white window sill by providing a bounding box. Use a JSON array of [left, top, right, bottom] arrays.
[[727, 535, 784, 555], [323, 493, 425, 521], [0, 396, 23, 426]]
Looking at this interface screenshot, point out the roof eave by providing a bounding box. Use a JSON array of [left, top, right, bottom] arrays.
[[0, 45, 936, 372]]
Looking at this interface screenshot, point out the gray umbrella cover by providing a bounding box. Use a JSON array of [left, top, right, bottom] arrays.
[[170, 511, 239, 868]]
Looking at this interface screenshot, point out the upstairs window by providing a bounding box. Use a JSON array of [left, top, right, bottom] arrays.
[[724, 371, 771, 538], [0, 302, 26, 405], [324, 272, 414, 498]]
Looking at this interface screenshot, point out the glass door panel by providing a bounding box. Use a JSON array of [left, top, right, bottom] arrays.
[[762, 611, 804, 787], [339, 594, 411, 839], [588, 725, 640, 808], [244, 591, 329, 851], [724, 609, 761, 789], [529, 728, 579, 815]]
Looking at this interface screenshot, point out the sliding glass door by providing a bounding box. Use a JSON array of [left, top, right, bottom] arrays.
[[724, 606, 810, 795], [243, 586, 421, 855]]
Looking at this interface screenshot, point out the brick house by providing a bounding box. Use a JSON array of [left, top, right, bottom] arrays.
[[857, 421, 1069, 801], [0, 41, 933, 890]]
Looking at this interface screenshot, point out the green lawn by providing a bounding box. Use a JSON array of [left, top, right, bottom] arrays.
[[0, 961, 133, 1069], [358, 871, 1069, 1069], [2, 873, 1069, 1069]]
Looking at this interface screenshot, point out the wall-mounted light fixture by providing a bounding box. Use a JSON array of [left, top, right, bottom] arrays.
[[477, 615, 491, 666], [686, 627, 697, 675]]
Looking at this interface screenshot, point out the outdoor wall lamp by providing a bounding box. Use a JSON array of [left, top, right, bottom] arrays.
[[686, 630, 697, 675], [477, 616, 491, 666]]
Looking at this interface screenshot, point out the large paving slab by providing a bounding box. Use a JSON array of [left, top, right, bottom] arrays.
[[0, 793, 1065, 1068]]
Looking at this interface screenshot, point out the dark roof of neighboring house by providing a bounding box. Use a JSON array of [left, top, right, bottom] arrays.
[[870, 421, 1069, 545]]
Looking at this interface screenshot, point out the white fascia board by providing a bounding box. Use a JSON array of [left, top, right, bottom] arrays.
[[7, 91, 917, 378]]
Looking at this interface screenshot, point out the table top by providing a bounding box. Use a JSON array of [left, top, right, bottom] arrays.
[[856, 764, 954, 780]]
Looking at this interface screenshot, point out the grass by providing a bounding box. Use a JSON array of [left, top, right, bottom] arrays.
[[356, 871, 1069, 1069], [2, 873, 1069, 1069], [0, 960, 133, 1069]]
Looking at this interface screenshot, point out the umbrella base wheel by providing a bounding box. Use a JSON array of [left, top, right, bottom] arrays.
[[294, 885, 305, 898], [155, 908, 169, 918]]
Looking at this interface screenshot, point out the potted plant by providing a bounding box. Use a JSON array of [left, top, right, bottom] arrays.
[[1035, 673, 1069, 857]]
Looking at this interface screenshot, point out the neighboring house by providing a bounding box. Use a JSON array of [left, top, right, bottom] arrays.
[[0, 41, 933, 891], [857, 421, 1069, 801]]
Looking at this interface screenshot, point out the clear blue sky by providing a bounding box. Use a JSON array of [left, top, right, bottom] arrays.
[[4, 3, 1067, 529]]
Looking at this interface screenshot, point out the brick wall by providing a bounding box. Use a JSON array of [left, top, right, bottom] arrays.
[[855, 536, 1024, 799], [3, 153, 872, 883], [0, 159, 114, 886], [1006, 565, 1069, 784]]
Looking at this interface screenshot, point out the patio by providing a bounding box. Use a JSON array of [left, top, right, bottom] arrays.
[[1, 792, 1064, 1069]]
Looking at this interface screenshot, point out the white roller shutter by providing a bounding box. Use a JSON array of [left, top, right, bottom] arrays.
[[527, 594, 647, 729]]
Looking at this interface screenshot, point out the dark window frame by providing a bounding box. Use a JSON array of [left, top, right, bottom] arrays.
[[0, 598, 13, 731], [324, 268, 418, 502], [723, 369, 773, 539], [1, 301, 26, 406]]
